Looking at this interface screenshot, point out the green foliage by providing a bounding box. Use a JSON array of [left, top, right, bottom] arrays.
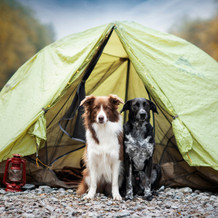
[[0, 0, 55, 90], [170, 13, 218, 61]]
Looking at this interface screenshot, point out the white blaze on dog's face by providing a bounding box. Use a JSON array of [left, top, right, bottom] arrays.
[[96, 105, 108, 124], [93, 95, 123, 124]]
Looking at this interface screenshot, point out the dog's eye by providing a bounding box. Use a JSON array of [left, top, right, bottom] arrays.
[[132, 102, 139, 110], [93, 106, 100, 110], [143, 102, 146, 107]]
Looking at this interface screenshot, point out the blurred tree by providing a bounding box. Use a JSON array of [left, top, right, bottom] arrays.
[[0, 0, 55, 90], [170, 13, 218, 61]]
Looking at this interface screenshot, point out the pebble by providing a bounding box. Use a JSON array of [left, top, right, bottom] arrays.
[[0, 186, 217, 217], [181, 187, 193, 193], [0, 189, 6, 194]]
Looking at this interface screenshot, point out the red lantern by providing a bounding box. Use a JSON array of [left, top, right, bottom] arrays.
[[3, 154, 26, 192]]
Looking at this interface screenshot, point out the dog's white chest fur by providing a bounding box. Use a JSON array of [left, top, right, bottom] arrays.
[[86, 118, 122, 183]]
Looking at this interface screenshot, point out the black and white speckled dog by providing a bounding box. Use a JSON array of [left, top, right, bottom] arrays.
[[121, 98, 160, 201]]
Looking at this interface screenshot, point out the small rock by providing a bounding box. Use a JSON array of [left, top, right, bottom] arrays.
[[38, 185, 51, 190], [0, 207, 5, 213], [55, 208, 61, 213], [165, 190, 174, 196], [66, 189, 74, 193], [0, 189, 6, 194], [57, 188, 65, 192], [45, 205, 55, 212], [181, 187, 192, 193], [191, 192, 198, 197], [171, 204, 179, 209], [194, 189, 201, 194], [50, 197, 59, 202], [206, 205, 214, 211], [22, 213, 35, 218], [200, 195, 209, 201], [165, 202, 171, 209], [106, 201, 113, 206], [173, 192, 184, 200], [22, 184, 35, 190], [210, 195, 217, 201], [158, 185, 165, 192], [115, 211, 131, 217]]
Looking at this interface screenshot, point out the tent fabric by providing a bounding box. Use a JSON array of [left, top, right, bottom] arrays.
[[0, 21, 218, 189], [115, 22, 218, 170], [0, 23, 113, 161]]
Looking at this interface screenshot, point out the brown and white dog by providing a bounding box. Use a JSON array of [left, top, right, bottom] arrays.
[[77, 94, 124, 200]]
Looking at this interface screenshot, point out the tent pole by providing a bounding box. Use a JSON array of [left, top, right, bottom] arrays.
[[146, 87, 156, 136], [45, 141, 48, 165], [124, 59, 130, 123]]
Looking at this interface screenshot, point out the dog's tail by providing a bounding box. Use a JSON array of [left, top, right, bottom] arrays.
[[76, 169, 89, 195], [151, 164, 162, 190]]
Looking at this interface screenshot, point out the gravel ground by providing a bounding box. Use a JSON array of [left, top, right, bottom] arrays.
[[0, 185, 217, 217]]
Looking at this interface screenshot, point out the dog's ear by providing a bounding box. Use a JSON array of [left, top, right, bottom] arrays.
[[148, 100, 158, 114], [120, 100, 132, 113], [80, 95, 95, 107], [109, 94, 124, 106]]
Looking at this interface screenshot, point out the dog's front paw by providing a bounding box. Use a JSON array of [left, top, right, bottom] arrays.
[[113, 194, 122, 201], [152, 190, 159, 196], [125, 193, 133, 200], [125, 188, 134, 200], [143, 194, 153, 201], [83, 193, 94, 200]]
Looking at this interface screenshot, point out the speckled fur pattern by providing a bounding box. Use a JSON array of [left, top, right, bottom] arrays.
[[121, 98, 159, 201]]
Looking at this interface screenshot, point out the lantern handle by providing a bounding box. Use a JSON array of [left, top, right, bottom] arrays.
[[3, 158, 12, 185]]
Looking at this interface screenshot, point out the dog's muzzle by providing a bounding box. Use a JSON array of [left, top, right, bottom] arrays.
[[140, 112, 146, 120], [137, 109, 147, 121], [96, 107, 108, 124]]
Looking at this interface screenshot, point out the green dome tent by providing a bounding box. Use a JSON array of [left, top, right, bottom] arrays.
[[0, 21, 218, 190]]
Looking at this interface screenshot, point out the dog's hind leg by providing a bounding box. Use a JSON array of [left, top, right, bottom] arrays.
[[77, 178, 88, 195], [143, 157, 153, 201], [125, 156, 134, 200], [77, 169, 88, 195]]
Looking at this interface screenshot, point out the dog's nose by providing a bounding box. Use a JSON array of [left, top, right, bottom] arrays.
[[98, 115, 104, 123], [140, 112, 146, 119]]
